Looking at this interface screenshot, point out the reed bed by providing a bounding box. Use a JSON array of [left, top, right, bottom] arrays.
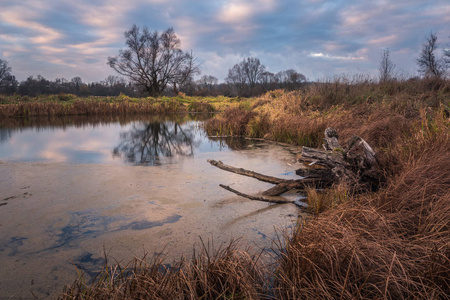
[[0, 94, 243, 117], [0, 99, 185, 117]]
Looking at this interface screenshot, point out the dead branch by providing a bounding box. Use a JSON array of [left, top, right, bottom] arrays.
[[207, 159, 288, 184], [208, 127, 382, 207], [219, 184, 294, 204], [208, 159, 321, 196]]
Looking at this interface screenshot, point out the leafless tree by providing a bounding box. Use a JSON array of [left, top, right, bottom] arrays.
[[108, 25, 199, 96], [241, 57, 266, 89], [104, 75, 124, 87], [276, 69, 306, 90], [0, 59, 11, 81], [226, 57, 267, 96], [71, 77, 83, 94], [443, 36, 450, 71], [378, 49, 396, 82], [197, 75, 218, 90], [259, 71, 277, 91], [225, 62, 248, 96], [0, 58, 17, 93], [416, 32, 444, 78]]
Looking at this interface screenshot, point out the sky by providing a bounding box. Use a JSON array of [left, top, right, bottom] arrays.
[[0, 0, 449, 83]]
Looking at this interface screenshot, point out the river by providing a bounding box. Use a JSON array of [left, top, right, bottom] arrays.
[[0, 114, 303, 298]]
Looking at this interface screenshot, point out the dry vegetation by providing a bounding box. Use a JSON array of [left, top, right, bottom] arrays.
[[10, 77, 446, 299], [0, 93, 240, 117]]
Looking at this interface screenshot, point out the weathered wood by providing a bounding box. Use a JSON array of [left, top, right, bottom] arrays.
[[219, 184, 295, 204], [207, 159, 289, 184], [323, 127, 341, 150], [208, 159, 322, 196], [263, 182, 299, 196], [220, 184, 308, 209], [298, 128, 381, 191], [208, 127, 382, 206]]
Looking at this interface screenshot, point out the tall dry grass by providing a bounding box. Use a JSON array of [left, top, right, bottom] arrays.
[[271, 107, 449, 299], [60, 240, 266, 299], [0, 99, 184, 117], [59, 78, 449, 299]]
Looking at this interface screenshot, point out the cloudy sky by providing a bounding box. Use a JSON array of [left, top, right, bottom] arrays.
[[0, 0, 449, 83]]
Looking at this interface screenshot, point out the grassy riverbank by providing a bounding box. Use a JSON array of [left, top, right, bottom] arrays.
[[0, 93, 241, 117], [9, 78, 448, 299]]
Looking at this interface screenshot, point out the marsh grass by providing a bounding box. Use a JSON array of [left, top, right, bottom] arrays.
[[271, 105, 449, 299], [205, 106, 256, 136], [305, 184, 349, 214], [187, 100, 216, 113], [47, 77, 450, 299], [0, 95, 243, 117], [60, 239, 266, 300]]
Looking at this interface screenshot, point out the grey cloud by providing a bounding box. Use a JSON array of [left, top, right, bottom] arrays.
[[0, 0, 449, 82]]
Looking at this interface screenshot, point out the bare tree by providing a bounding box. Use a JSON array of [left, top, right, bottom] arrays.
[[71, 76, 83, 94], [276, 69, 306, 90], [225, 62, 248, 96], [197, 75, 218, 90], [225, 57, 267, 96], [104, 75, 122, 87], [241, 57, 266, 89], [443, 36, 450, 71], [259, 71, 277, 91], [416, 32, 444, 78], [0, 59, 11, 81], [378, 49, 396, 82], [108, 25, 199, 96], [0, 59, 17, 94]]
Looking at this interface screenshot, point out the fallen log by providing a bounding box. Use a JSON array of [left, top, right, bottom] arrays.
[[207, 160, 322, 196], [208, 128, 382, 206], [219, 185, 308, 209], [219, 184, 294, 204], [207, 159, 287, 184]]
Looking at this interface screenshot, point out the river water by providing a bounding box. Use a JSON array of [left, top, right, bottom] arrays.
[[0, 114, 304, 298]]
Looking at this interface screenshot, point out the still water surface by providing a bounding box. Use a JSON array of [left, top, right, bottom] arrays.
[[0, 115, 303, 298]]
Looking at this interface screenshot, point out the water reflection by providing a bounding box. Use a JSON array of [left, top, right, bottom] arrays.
[[0, 114, 302, 299], [0, 128, 13, 142], [0, 115, 219, 164], [113, 121, 199, 165]]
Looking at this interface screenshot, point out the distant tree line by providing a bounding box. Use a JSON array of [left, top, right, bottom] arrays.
[[1, 28, 449, 98], [0, 66, 139, 97]]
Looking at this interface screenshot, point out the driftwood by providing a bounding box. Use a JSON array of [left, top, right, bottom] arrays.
[[207, 160, 321, 196], [219, 185, 294, 204], [208, 128, 381, 206], [298, 128, 381, 192]]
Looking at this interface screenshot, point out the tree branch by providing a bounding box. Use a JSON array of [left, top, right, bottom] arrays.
[[219, 184, 294, 204], [207, 159, 289, 184]]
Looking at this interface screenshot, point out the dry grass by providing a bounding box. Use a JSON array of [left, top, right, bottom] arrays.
[[305, 184, 349, 214], [58, 78, 449, 299], [60, 239, 266, 300], [0, 99, 184, 117], [271, 108, 450, 299], [205, 106, 256, 136]]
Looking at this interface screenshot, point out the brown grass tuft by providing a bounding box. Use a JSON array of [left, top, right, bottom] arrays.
[[60, 239, 265, 299]]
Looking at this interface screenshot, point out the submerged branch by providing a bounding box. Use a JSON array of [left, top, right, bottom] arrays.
[[219, 184, 294, 204]]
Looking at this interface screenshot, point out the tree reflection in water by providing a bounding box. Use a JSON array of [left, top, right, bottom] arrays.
[[0, 128, 13, 143], [113, 121, 198, 165]]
